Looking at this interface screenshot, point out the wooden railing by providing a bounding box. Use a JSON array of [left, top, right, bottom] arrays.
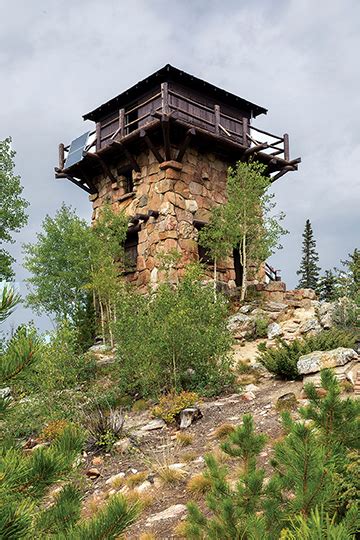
[[60, 83, 290, 168], [265, 262, 281, 282]]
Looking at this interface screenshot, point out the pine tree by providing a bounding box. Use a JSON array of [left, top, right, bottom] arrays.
[[317, 269, 338, 301], [297, 219, 320, 290]]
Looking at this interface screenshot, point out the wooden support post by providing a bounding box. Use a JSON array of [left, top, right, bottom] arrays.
[[283, 133, 289, 161], [242, 117, 249, 147], [161, 82, 170, 114], [177, 128, 196, 162], [161, 115, 171, 161], [271, 165, 294, 182], [108, 140, 141, 172], [243, 142, 268, 158], [214, 104, 220, 135], [140, 129, 164, 163], [58, 143, 65, 169], [119, 108, 125, 138], [96, 122, 101, 151]]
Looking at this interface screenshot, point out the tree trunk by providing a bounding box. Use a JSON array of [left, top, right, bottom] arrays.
[[213, 257, 217, 301], [240, 234, 247, 302], [99, 297, 106, 345]]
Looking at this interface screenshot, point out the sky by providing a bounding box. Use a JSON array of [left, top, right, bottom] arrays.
[[1, 0, 359, 331]]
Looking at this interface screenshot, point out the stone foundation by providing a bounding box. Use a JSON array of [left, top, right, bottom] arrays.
[[90, 145, 250, 291]]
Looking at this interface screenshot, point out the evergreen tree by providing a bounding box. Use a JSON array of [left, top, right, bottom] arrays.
[[317, 269, 338, 301], [296, 219, 320, 290]]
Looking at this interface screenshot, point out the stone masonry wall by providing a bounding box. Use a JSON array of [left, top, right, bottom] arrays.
[[89, 145, 263, 292]]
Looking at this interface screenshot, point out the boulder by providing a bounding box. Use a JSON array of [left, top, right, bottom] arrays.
[[297, 348, 359, 375], [0, 387, 11, 399], [227, 312, 255, 339], [302, 359, 359, 386], [105, 472, 125, 486], [299, 318, 322, 335], [276, 392, 297, 410], [86, 467, 101, 479], [113, 438, 131, 454], [267, 322, 283, 339], [146, 504, 187, 525], [179, 406, 202, 429], [141, 419, 166, 431], [317, 302, 335, 329]]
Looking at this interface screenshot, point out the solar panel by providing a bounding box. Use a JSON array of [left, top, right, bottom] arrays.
[[64, 131, 90, 168]]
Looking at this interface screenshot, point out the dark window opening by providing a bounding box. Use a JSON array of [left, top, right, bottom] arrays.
[[124, 231, 138, 273], [126, 108, 138, 134], [123, 170, 134, 193], [194, 221, 214, 265], [233, 247, 243, 287]]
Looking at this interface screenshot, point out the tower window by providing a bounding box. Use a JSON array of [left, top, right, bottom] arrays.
[[124, 231, 138, 273]]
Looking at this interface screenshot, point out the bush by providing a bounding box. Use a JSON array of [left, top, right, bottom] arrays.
[[87, 406, 125, 452], [152, 391, 198, 424], [254, 316, 270, 338], [115, 265, 234, 398], [258, 329, 357, 379]]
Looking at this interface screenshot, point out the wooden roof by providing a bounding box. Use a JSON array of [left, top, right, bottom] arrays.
[[83, 64, 268, 122]]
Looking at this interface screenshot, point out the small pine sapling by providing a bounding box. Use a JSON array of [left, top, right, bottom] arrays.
[[185, 414, 267, 539]]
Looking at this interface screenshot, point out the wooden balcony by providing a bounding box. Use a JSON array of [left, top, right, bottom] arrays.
[[56, 81, 300, 192]]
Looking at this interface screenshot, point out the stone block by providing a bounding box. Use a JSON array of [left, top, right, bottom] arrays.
[[156, 179, 175, 194], [189, 181, 203, 195], [159, 160, 183, 171]]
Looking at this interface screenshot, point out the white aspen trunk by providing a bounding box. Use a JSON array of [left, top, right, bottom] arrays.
[[99, 297, 106, 345], [240, 234, 247, 302], [107, 301, 114, 348], [213, 257, 217, 301]]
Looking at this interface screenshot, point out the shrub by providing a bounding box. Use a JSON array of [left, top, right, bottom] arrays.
[[39, 419, 69, 442], [87, 407, 124, 452], [126, 472, 148, 488], [152, 391, 199, 424], [212, 423, 236, 440], [176, 432, 193, 447], [156, 465, 186, 484], [258, 329, 356, 379], [186, 473, 212, 496], [115, 265, 234, 398], [254, 316, 270, 338]]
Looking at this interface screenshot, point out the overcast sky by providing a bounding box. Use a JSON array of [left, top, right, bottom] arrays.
[[1, 0, 359, 331]]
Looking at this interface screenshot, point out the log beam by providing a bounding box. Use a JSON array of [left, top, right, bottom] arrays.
[[177, 128, 196, 162], [161, 114, 171, 161], [108, 140, 141, 172], [271, 166, 295, 182], [86, 152, 118, 183], [243, 142, 269, 158], [140, 129, 164, 163]]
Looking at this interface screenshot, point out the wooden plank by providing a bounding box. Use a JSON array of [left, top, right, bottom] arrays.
[[161, 115, 171, 160], [161, 82, 170, 114], [176, 127, 196, 162], [140, 129, 164, 163], [244, 142, 268, 158], [58, 143, 65, 169], [119, 108, 125, 138], [96, 122, 101, 151], [242, 117, 249, 146], [283, 133, 289, 161], [214, 105, 220, 135]]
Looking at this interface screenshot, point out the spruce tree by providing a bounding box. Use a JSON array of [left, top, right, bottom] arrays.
[[296, 219, 320, 290], [317, 269, 338, 301]]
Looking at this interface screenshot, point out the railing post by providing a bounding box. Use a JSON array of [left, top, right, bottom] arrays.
[[95, 122, 101, 151], [161, 82, 170, 115], [214, 104, 220, 135], [242, 117, 249, 147], [58, 143, 64, 169], [119, 108, 125, 138], [283, 133, 289, 161]]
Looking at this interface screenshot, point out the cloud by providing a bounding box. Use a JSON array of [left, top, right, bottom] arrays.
[[1, 0, 359, 330]]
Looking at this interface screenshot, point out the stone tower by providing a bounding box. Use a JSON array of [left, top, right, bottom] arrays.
[[56, 65, 300, 292]]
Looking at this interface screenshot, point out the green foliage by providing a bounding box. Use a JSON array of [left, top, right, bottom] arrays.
[[301, 369, 360, 450], [254, 316, 269, 338], [63, 494, 139, 540], [0, 137, 29, 280], [0, 285, 21, 324], [0, 326, 41, 383], [332, 296, 360, 331], [23, 204, 92, 322], [317, 269, 338, 301], [280, 506, 359, 539], [152, 391, 199, 424], [258, 328, 356, 379], [87, 406, 124, 453], [34, 484, 81, 536], [115, 264, 234, 398], [199, 161, 287, 300], [185, 373, 360, 539], [296, 219, 321, 290]]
